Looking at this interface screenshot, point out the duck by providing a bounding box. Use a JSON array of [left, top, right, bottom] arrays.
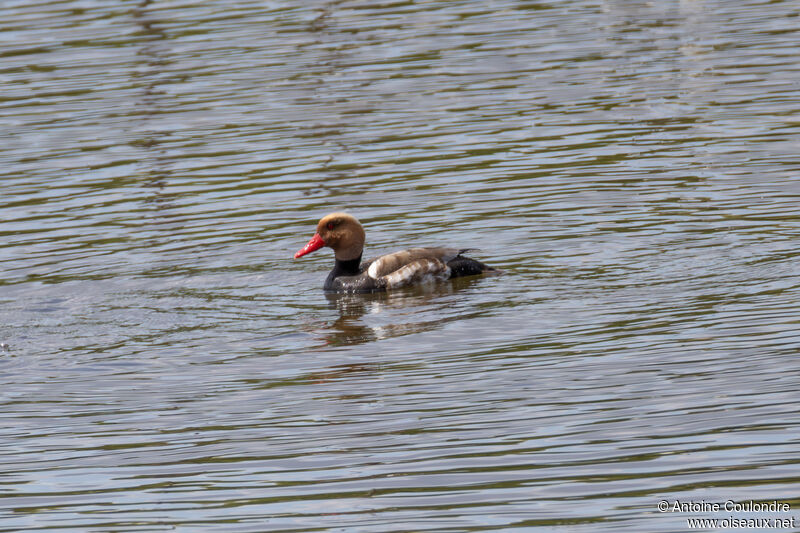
[[294, 212, 497, 292]]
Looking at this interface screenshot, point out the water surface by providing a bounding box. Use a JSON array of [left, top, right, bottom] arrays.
[[2, 0, 800, 531]]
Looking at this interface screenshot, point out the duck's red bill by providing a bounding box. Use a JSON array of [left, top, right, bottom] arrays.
[[294, 233, 326, 258]]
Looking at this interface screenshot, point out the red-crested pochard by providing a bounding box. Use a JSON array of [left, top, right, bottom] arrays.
[[294, 212, 497, 292]]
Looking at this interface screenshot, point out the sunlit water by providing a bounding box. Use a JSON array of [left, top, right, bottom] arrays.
[[2, 0, 800, 531]]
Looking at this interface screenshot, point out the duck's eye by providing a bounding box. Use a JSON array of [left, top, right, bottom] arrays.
[[327, 222, 335, 230]]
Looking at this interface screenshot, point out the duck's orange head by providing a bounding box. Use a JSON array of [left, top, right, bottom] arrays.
[[294, 212, 365, 261]]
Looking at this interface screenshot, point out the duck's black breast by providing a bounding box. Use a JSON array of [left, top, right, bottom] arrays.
[[323, 256, 385, 293]]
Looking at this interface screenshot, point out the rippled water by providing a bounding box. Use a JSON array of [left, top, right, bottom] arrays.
[[3, 0, 800, 531]]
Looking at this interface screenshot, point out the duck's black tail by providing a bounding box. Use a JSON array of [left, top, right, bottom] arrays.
[[447, 252, 499, 278]]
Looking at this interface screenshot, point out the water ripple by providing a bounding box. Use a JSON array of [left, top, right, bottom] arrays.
[[2, 0, 800, 531]]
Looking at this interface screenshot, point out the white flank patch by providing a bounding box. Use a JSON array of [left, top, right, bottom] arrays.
[[367, 260, 381, 279], [382, 259, 450, 289], [383, 264, 414, 288]]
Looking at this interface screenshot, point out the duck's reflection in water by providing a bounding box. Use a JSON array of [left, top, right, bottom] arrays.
[[321, 277, 484, 347], [305, 362, 381, 384]]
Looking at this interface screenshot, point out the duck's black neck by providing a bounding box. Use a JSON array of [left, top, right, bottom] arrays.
[[331, 255, 363, 278], [324, 255, 363, 291]]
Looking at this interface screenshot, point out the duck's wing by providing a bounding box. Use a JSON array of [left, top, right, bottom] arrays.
[[365, 247, 462, 278], [376, 257, 452, 290]]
